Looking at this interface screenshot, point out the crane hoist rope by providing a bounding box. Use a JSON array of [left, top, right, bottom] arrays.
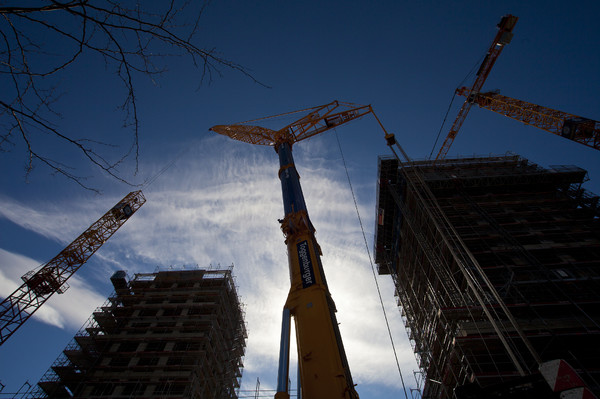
[[234, 105, 325, 125], [429, 92, 459, 160], [430, 27, 507, 160], [332, 127, 411, 399]]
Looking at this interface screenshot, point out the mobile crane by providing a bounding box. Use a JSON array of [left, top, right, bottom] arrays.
[[435, 14, 518, 161], [211, 101, 377, 399], [0, 190, 145, 346], [456, 87, 600, 151]]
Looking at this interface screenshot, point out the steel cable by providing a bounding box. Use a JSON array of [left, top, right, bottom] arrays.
[[333, 129, 410, 399]]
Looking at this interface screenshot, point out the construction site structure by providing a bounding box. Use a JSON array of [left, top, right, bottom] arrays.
[[435, 15, 518, 161], [0, 190, 146, 346], [456, 87, 600, 151], [374, 154, 600, 398], [211, 101, 379, 399], [29, 267, 247, 399]]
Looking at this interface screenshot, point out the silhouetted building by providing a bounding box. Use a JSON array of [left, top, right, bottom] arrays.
[[374, 154, 600, 398], [33, 268, 246, 399]]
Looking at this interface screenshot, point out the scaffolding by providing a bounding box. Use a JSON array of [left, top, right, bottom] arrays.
[[29, 268, 247, 399], [374, 154, 600, 398]]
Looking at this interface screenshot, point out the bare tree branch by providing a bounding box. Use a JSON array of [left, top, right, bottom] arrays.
[[1, 0, 266, 191]]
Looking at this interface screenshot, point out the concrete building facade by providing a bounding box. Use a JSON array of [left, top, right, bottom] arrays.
[[33, 268, 246, 399], [374, 154, 600, 398]]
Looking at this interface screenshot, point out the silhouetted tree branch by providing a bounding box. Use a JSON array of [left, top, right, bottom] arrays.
[[1, 1, 262, 191]]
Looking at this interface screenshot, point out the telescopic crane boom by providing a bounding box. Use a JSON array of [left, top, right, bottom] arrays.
[[435, 14, 518, 161], [456, 87, 600, 151], [0, 190, 145, 346], [211, 100, 372, 399]]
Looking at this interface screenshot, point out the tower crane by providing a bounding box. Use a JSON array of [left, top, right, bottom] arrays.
[[435, 14, 518, 161], [211, 101, 379, 399], [0, 190, 146, 346], [456, 87, 600, 151]]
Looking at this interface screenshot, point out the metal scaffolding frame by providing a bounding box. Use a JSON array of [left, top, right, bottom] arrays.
[[374, 154, 600, 398], [29, 268, 247, 399]]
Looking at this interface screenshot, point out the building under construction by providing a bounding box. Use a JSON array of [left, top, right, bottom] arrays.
[[31, 268, 247, 399], [374, 154, 600, 398]]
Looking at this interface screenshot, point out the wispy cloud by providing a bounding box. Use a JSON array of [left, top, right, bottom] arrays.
[[0, 249, 107, 330], [0, 199, 75, 245], [0, 135, 417, 391]]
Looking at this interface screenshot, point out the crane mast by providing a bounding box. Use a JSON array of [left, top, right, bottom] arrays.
[[435, 14, 518, 161], [457, 87, 600, 151], [0, 190, 146, 346], [211, 101, 370, 398]]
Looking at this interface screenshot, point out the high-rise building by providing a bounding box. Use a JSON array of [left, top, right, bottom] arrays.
[[32, 268, 247, 399], [374, 154, 600, 398]]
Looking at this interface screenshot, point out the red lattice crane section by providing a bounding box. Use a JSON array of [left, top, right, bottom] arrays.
[[435, 15, 518, 161], [457, 87, 600, 151], [0, 190, 146, 346]]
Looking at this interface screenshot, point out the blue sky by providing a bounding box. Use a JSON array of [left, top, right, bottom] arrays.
[[1, 1, 599, 398]]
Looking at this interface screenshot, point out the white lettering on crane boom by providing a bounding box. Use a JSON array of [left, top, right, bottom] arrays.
[[297, 240, 315, 288]]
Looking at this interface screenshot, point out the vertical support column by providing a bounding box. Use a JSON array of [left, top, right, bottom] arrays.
[[276, 141, 308, 215], [297, 359, 302, 399], [274, 141, 359, 399], [275, 308, 291, 399]]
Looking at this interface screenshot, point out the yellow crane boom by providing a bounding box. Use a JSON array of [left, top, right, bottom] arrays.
[[211, 101, 372, 146]]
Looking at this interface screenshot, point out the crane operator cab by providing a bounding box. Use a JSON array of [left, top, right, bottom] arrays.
[[111, 202, 133, 220]]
